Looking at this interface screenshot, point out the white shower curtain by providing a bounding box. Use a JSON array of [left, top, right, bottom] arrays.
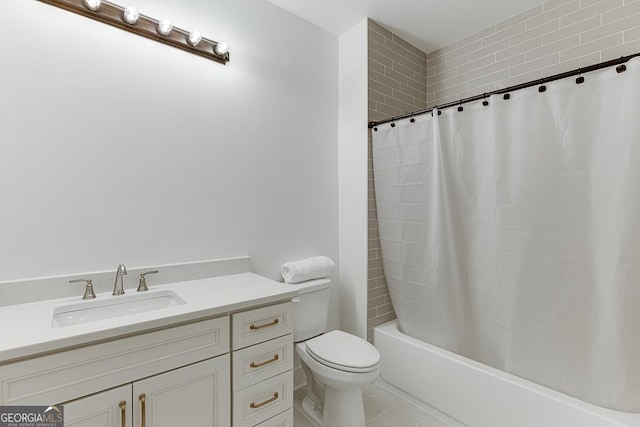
[[372, 57, 640, 411]]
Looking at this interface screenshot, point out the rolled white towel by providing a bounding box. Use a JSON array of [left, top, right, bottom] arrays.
[[281, 256, 336, 284]]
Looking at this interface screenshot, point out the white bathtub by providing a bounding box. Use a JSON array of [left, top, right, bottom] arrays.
[[374, 321, 640, 427]]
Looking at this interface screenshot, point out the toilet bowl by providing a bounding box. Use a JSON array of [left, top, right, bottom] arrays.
[[290, 279, 380, 427]]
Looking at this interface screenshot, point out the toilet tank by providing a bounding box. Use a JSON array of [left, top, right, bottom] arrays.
[[290, 278, 331, 342]]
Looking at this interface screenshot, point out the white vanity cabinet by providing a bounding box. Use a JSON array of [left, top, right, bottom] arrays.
[[231, 302, 294, 427], [0, 316, 230, 426], [64, 356, 230, 427]]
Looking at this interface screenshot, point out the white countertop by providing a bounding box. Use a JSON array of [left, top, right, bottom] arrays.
[[0, 272, 298, 363]]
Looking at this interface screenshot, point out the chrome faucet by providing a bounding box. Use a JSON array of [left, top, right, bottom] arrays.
[[113, 264, 127, 295]]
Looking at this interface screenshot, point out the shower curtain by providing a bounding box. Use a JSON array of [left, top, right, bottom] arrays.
[[371, 57, 640, 412]]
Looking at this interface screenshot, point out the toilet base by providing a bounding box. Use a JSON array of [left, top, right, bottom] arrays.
[[323, 385, 366, 427], [301, 395, 323, 426]]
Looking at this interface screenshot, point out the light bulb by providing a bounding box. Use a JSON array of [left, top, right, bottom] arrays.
[[157, 19, 172, 36], [214, 41, 228, 55], [123, 6, 139, 24], [188, 30, 202, 47], [84, 0, 101, 11]]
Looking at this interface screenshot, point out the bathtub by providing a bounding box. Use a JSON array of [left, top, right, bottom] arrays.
[[374, 321, 640, 427]]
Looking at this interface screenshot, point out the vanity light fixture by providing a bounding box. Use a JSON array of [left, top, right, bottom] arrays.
[[188, 30, 202, 47], [123, 6, 138, 24], [157, 19, 172, 36], [37, 0, 230, 64], [84, 0, 100, 11]]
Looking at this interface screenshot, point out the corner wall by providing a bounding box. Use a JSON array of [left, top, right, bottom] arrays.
[[427, 0, 640, 106], [367, 20, 428, 341]]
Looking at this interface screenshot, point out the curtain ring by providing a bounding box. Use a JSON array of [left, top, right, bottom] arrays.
[[538, 78, 547, 92], [482, 93, 489, 106], [576, 68, 584, 84]]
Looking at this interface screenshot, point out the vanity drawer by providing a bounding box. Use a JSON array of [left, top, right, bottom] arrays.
[[255, 408, 293, 427], [232, 334, 293, 391], [233, 371, 293, 427], [232, 302, 292, 350], [0, 316, 229, 405]]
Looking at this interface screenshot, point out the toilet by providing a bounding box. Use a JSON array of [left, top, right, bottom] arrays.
[[291, 278, 380, 427]]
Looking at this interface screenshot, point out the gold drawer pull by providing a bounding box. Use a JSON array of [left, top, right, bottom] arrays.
[[119, 401, 126, 427], [139, 393, 146, 427], [250, 392, 279, 409], [250, 354, 279, 369], [250, 318, 279, 330]]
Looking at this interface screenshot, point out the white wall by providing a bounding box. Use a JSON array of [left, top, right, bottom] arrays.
[[338, 19, 369, 339], [0, 0, 339, 325]]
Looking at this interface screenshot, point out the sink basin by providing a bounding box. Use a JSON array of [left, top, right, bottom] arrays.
[[51, 290, 186, 328]]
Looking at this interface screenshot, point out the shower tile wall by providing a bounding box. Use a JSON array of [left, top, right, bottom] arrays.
[[367, 0, 640, 341], [367, 20, 428, 341], [427, 0, 640, 106]]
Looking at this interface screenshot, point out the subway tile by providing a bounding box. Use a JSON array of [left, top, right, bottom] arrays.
[[457, 53, 497, 74], [543, 15, 601, 44], [482, 53, 526, 76], [370, 79, 394, 97], [562, 0, 624, 27], [385, 67, 410, 84], [469, 39, 510, 61], [459, 26, 497, 48], [369, 110, 388, 122], [407, 76, 427, 92], [560, 32, 623, 60], [399, 82, 427, 101], [435, 82, 469, 100], [368, 27, 386, 46], [374, 42, 404, 63], [601, 37, 640, 59], [426, 67, 435, 77], [427, 55, 447, 69], [496, 37, 543, 61], [468, 69, 510, 90], [542, 51, 601, 75], [369, 286, 390, 300], [369, 313, 395, 328], [626, 26, 640, 41], [374, 70, 403, 90], [374, 102, 402, 117], [369, 19, 392, 39], [369, 48, 394, 68], [581, 0, 603, 6], [427, 41, 458, 61], [482, 22, 526, 47], [434, 53, 470, 75], [446, 69, 482, 87], [392, 33, 421, 53], [368, 58, 385, 74], [526, 35, 579, 61], [512, 19, 560, 45], [497, 5, 543, 31], [368, 295, 385, 308], [377, 303, 395, 315], [604, 1, 640, 23], [581, 14, 639, 43], [500, 69, 543, 87], [427, 70, 457, 85], [392, 88, 420, 107], [433, 93, 458, 106], [527, 0, 579, 29], [408, 50, 428, 67], [427, 80, 447, 94], [385, 96, 417, 114], [384, 38, 409, 58], [511, 53, 560, 76], [398, 55, 426, 75], [544, 0, 576, 12], [445, 40, 482, 61]]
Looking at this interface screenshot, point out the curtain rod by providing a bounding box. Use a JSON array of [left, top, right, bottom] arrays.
[[368, 52, 640, 129]]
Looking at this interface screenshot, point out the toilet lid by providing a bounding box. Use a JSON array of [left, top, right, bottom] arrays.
[[306, 330, 380, 373]]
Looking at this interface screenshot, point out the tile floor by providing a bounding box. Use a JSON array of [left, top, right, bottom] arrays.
[[293, 381, 459, 427]]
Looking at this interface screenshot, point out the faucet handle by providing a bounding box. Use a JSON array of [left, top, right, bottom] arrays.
[[137, 270, 159, 292], [69, 279, 97, 300]]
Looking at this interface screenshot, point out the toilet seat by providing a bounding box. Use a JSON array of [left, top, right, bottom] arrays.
[[305, 330, 380, 373]]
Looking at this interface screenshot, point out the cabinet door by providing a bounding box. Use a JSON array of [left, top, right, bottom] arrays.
[[63, 385, 132, 427], [132, 355, 230, 427]]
